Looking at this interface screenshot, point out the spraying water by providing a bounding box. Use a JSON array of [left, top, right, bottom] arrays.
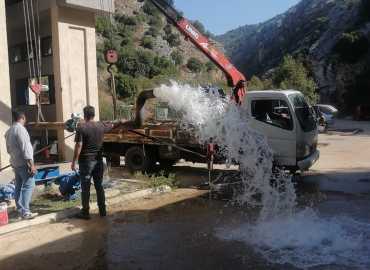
[[153, 81, 370, 269], [154, 81, 296, 220]]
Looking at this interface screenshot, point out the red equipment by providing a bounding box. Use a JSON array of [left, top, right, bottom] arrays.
[[149, 0, 247, 105], [30, 83, 42, 95], [105, 49, 118, 64]]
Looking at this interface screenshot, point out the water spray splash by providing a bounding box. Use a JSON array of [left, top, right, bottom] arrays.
[[154, 81, 370, 269], [154, 81, 295, 221]]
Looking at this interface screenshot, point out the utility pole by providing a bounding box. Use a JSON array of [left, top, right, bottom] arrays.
[[105, 49, 119, 120]]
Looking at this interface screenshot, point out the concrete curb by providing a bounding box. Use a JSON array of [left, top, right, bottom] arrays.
[[0, 186, 171, 237]]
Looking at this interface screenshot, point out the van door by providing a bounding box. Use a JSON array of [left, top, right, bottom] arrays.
[[248, 97, 297, 167]]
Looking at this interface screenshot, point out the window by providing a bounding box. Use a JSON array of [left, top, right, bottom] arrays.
[[41, 37, 53, 57], [251, 99, 293, 130], [9, 37, 52, 64], [5, 0, 22, 6], [15, 75, 55, 106], [288, 93, 316, 132], [9, 44, 26, 64]]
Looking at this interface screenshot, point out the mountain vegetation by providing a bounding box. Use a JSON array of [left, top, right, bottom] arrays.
[[96, 0, 225, 119], [217, 0, 370, 113]]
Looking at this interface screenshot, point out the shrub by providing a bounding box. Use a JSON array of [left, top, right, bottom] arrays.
[[146, 27, 160, 37], [96, 16, 113, 38], [205, 61, 216, 72], [187, 57, 203, 73], [171, 50, 183, 66], [141, 36, 154, 49], [143, 1, 158, 16], [165, 33, 181, 47], [164, 24, 172, 35], [148, 15, 163, 28], [116, 74, 138, 101]]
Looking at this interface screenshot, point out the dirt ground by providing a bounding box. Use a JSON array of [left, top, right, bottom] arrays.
[[0, 119, 369, 270]]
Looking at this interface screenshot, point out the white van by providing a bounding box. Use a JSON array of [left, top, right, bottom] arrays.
[[246, 90, 319, 173]]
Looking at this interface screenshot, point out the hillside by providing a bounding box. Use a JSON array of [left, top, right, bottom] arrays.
[[217, 0, 370, 113], [96, 0, 226, 119]]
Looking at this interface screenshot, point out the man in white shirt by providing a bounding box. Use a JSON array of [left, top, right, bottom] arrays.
[[5, 110, 37, 219]]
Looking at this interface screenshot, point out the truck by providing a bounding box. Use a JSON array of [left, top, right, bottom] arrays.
[[103, 90, 319, 174], [102, 0, 319, 174]]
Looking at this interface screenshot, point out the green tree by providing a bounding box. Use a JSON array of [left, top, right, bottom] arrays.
[[187, 57, 203, 73], [165, 33, 181, 47], [143, 1, 158, 16], [116, 74, 138, 101], [248, 76, 265, 90], [171, 50, 184, 66], [96, 16, 114, 39], [141, 36, 154, 49], [273, 55, 317, 103]]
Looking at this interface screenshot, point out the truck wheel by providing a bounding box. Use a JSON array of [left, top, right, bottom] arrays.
[[125, 146, 152, 173]]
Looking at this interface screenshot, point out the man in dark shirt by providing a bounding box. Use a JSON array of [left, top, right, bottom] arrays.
[[72, 105, 120, 220]]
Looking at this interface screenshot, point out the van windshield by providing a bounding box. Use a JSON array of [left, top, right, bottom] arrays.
[[288, 93, 316, 132]]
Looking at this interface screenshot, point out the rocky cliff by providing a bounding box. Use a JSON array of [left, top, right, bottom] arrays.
[[217, 0, 370, 112]]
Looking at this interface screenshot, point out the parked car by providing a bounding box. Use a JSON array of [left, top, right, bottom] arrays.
[[314, 104, 338, 126], [312, 105, 327, 132]]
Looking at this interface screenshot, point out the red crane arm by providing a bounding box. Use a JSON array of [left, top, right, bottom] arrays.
[[149, 0, 247, 104]]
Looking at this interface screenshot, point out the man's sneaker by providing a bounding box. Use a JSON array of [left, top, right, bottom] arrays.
[[74, 211, 91, 220], [22, 212, 38, 220]]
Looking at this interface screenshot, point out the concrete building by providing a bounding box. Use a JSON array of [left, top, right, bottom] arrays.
[[0, 0, 114, 167]]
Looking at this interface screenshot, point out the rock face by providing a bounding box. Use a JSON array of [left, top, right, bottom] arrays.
[[217, 0, 370, 112]]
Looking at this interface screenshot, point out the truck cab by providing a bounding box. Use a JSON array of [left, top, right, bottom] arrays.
[[246, 90, 319, 172]]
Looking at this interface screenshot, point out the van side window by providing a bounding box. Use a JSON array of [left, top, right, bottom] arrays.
[[251, 99, 293, 130]]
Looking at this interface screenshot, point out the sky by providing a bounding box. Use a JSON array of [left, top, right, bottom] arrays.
[[175, 0, 301, 35]]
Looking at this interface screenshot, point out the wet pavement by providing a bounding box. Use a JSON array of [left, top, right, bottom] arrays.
[[104, 170, 370, 270]]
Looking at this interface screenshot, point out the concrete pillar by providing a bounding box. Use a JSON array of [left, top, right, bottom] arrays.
[[51, 3, 100, 161], [0, 1, 13, 168]]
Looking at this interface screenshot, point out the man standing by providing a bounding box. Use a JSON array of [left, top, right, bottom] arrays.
[[71, 106, 120, 220], [5, 110, 37, 219]]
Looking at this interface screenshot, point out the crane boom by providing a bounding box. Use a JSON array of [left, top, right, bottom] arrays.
[[149, 0, 247, 104]]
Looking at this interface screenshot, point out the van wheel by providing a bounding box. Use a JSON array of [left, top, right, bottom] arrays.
[[125, 146, 153, 173]]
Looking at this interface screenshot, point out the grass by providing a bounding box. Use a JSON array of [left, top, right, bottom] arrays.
[[31, 193, 80, 215], [134, 171, 178, 189]]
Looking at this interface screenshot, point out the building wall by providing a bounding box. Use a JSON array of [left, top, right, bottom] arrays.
[[51, 3, 99, 160], [0, 0, 12, 168], [7, 10, 56, 123]]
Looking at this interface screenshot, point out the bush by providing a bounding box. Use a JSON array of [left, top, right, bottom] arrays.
[[187, 57, 203, 73], [141, 36, 154, 49], [205, 61, 216, 72], [116, 74, 138, 101], [146, 27, 160, 37], [273, 55, 317, 103], [143, 1, 158, 16], [96, 16, 113, 38], [171, 50, 183, 66], [148, 15, 163, 29], [117, 47, 175, 79], [334, 31, 369, 63], [165, 33, 181, 47], [164, 24, 172, 35], [124, 16, 138, 26]]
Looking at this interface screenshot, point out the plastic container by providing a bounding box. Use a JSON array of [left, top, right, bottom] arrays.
[[0, 202, 9, 226]]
